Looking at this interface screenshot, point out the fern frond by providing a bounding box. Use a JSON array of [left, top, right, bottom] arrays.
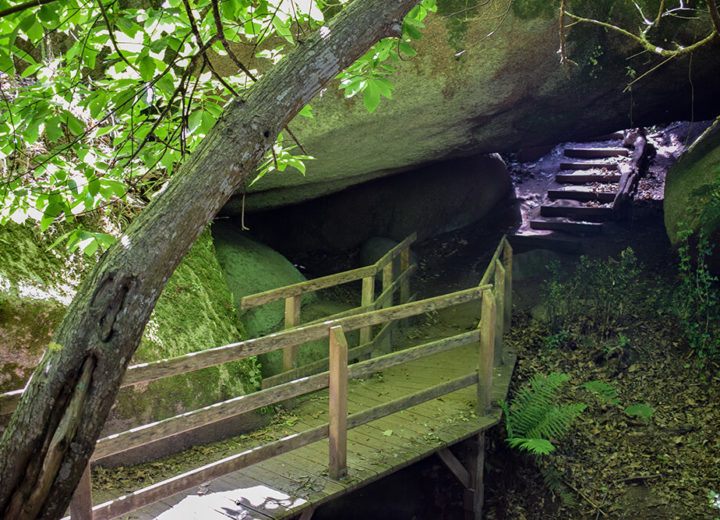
[[526, 403, 586, 440], [507, 437, 556, 455]]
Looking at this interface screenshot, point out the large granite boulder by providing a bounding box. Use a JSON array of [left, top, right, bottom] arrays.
[[235, 1, 720, 211], [0, 225, 257, 439], [664, 127, 720, 271]]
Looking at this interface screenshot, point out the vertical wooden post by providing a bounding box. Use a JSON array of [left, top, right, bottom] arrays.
[[477, 290, 496, 415], [69, 463, 93, 520], [328, 325, 348, 480], [472, 433, 486, 520], [493, 259, 505, 366], [359, 276, 375, 345], [502, 239, 513, 331], [282, 294, 301, 371], [382, 262, 393, 307], [400, 248, 410, 303]]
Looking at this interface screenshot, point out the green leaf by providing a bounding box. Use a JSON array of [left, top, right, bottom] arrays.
[[66, 114, 85, 136], [187, 110, 203, 135], [403, 23, 423, 40], [398, 41, 416, 56], [363, 82, 380, 113], [139, 56, 155, 82], [45, 117, 63, 142], [298, 104, 314, 120], [383, 429, 393, 436], [624, 403, 654, 421]]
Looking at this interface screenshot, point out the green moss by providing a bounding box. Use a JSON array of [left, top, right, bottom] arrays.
[[113, 227, 261, 425], [511, 0, 558, 20], [0, 223, 72, 296], [665, 129, 720, 245], [436, 0, 482, 51]]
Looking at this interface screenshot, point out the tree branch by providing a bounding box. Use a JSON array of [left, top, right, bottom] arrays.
[[96, 0, 139, 73], [0, 0, 59, 18]]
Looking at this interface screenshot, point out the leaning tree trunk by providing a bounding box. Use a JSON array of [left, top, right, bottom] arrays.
[[0, 1, 419, 517]]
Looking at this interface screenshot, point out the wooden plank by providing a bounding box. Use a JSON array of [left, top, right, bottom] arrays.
[[437, 447, 471, 489], [91, 425, 331, 519], [93, 371, 330, 461], [382, 262, 393, 307], [400, 249, 410, 303], [555, 172, 621, 183], [564, 147, 629, 158], [373, 264, 416, 309], [328, 326, 348, 480], [240, 265, 376, 310], [502, 239, 512, 332], [359, 276, 375, 345], [547, 189, 617, 202], [559, 161, 619, 170], [120, 285, 491, 388], [539, 205, 612, 219], [479, 239, 505, 286], [529, 219, 603, 234], [478, 291, 495, 415], [374, 233, 417, 271], [493, 260, 505, 366], [283, 294, 302, 371], [69, 463, 92, 520]]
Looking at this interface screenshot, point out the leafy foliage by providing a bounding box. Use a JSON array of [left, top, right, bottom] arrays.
[[581, 380, 619, 405], [674, 172, 720, 361], [500, 372, 586, 455], [624, 402, 655, 422], [543, 248, 642, 337], [0, 0, 436, 254]]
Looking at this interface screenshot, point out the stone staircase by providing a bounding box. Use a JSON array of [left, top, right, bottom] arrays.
[[511, 131, 630, 252]]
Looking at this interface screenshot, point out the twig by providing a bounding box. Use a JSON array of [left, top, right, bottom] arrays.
[[0, 0, 59, 18], [209, 0, 258, 81], [562, 479, 607, 517], [96, 0, 139, 73]]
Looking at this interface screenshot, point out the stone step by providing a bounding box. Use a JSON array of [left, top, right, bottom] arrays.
[[529, 219, 603, 235], [508, 233, 581, 253], [547, 189, 617, 202], [574, 131, 625, 142], [564, 147, 630, 159], [555, 173, 621, 184], [540, 205, 613, 220], [559, 161, 620, 171]]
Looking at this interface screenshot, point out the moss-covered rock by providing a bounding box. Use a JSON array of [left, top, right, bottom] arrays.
[[212, 223, 328, 376], [106, 227, 261, 432], [228, 0, 720, 211], [663, 128, 720, 273], [0, 223, 259, 434]]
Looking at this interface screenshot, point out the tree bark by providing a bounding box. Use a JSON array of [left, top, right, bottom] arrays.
[[0, 1, 419, 518]]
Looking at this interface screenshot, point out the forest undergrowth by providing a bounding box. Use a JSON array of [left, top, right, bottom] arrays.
[[485, 244, 720, 520]]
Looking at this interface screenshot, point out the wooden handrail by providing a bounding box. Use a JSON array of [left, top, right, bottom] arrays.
[[58, 234, 512, 520], [240, 232, 417, 310]]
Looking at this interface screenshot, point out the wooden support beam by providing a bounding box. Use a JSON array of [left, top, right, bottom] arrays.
[[328, 326, 348, 479], [477, 290, 495, 415], [283, 294, 302, 371], [298, 507, 315, 520], [502, 239, 513, 332], [437, 447, 471, 489], [359, 276, 375, 345], [493, 259, 505, 366], [400, 249, 410, 303], [69, 463, 92, 520], [473, 433, 486, 520]]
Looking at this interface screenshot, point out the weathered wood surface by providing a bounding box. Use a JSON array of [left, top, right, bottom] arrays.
[[239, 232, 415, 310], [328, 326, 348, 479], [83, 343, 516, 520], [283, 294, 302, 371]]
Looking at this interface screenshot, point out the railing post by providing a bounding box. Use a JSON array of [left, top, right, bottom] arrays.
[[477, 290, 496, 415], [502, 239, 513, 331], [359, 276, 375, 345], [328, 325, 348, 479], [400, 248, 410, 303], [493, 260, 505, 366], [382, 262, 393, 307], [283, 294, 301, 371], [69, 463, 93, 520]]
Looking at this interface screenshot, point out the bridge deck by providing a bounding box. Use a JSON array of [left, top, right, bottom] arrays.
[[122, 342, 516, 520]]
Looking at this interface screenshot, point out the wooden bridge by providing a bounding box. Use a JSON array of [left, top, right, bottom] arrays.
[[1, 235, 516, 520]]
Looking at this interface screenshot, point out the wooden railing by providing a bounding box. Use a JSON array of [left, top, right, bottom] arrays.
[[0, 235, 513, 520], [240, 233, 417, 378]]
